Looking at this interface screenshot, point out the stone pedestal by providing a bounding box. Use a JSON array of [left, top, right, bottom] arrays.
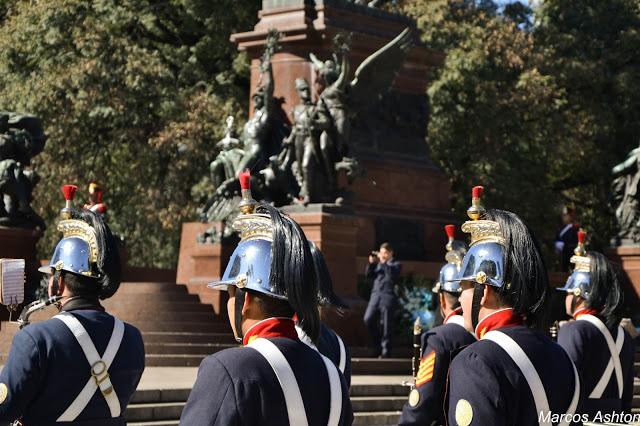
[[605, 246, 640, 312], [176, 222, 235, 315], [283, 204, 369, 345], [0, 227, 43, 322]]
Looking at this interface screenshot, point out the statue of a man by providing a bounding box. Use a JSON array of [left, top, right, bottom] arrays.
[[612, 142, 640, 243], [284, 78, 330, 204], [210, 116, 244, 189]]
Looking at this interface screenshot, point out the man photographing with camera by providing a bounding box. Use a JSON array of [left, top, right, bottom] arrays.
[[363, 242, 401, 358]]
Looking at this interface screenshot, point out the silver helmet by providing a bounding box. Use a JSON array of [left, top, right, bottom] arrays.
[[38, 185, 101, 279], [433, 224, 467, 294], [557, 230, 590, 298], [450, 186, 507, 288]]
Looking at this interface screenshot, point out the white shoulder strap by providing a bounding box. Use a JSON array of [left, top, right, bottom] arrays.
[[248, 338, 309, 426], [335, 333, 346, 374], [320, 351, 342, 426], [249, 337, 343, 426], [578, 316, 625, 399], [54, 312, 125, 421], [484, 331, 581, 426], [295, 324, 346, 375], [295, 324, 317, 350], [484, 330, 551, 426]]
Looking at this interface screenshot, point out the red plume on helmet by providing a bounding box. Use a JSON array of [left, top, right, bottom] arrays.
[[62, 184, 78, 201], [60, 184, 78, 219]]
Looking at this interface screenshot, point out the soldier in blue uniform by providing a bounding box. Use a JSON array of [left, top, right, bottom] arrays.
[[300, 242, 351, 387], [557, 231, 636, 418], [0, 184, 145, 424], [180, 172, 353, 426], [447, 186, 582, 426], [399, 224, 476, 426]]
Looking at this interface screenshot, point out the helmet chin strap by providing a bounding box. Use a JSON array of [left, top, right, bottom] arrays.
[[471, 283, 486, 331], [234, 288, 246, 343]]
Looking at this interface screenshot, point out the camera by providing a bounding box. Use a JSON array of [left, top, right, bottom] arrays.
[[370, 250, 379, 256]]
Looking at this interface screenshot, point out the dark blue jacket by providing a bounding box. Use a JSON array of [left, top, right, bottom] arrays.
[[399, 318, 476, 426], [558, 319, 636, 417], [447, 325, 582, 426], [365, 259, 401, 298], [317, 323, 352, 388], [180, 337, 353, 426], [0, 305, 145, 425]]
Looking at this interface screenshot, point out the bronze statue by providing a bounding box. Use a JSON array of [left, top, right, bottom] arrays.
[[210, 116, 244, 189], [0, 112, 46, 229], [235, 30, 279, 175], [284, 78, 331, 204], [612, 142, 640, 244]]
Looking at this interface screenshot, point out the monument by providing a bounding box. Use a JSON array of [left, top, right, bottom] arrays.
[[0, 111, 47, 315], [177, 0, 456, 344]]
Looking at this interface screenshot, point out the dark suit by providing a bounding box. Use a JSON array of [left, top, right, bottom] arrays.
[[555, 223, 579, 272], [363, 259, 401, 356], [0, 300, 145, 425]]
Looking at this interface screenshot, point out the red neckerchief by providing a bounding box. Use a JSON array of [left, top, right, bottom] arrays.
[[573, 307, 598, 320], [242, 317, 299, 346], [444, 307, 463, 325], [475, 308, 523, 340]]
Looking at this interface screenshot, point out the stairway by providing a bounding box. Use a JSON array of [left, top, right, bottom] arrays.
[[126, 374, 412, 426], [0, 282, 234, 366]]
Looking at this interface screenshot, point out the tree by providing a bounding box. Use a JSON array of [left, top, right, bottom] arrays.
[[0, 0, 258, 267], [401, 0, 640, 261]]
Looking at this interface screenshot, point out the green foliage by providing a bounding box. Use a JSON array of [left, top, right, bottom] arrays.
[[0, 0, 258, 267], [401, 0, 640, 260]]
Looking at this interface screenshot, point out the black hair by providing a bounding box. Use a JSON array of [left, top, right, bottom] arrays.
[[308, 241, 348, 313], [442, 290, 461, 311], [484, 209, 549, 328], [586, 251, 623, 328], [247, 289, 295, 318], [261, 204, 321, 342], [67, 209, 121, 300], [380, 242, 393, 252]]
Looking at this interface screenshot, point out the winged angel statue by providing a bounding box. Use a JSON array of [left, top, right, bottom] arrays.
[[295, 27, 413, 203]]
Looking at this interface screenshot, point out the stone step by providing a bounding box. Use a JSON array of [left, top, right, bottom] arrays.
[[132, 389, 192, 404], [351, 358, 411, 375], [125, 402, 185, 422], [133, 321, 231, 333], [145, 354, 207, 367], [353, 410, 401, 426], [350, 383, 409, 397], [144, 342, 236, 355], [101, 301, 215, 313], [128, 422, 179, 426], [141, 331, 237, 344], [351, 396, 406, 412], [116, 282, 190, 293], [97, 310, 219, 323]]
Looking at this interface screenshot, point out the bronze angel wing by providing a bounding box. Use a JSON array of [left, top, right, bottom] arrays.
[[348, 28, 412, 113]]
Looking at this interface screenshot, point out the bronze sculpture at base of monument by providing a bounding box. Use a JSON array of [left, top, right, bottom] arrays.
[[608, 140, 640, 312], [0, 111, 47, 320]]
